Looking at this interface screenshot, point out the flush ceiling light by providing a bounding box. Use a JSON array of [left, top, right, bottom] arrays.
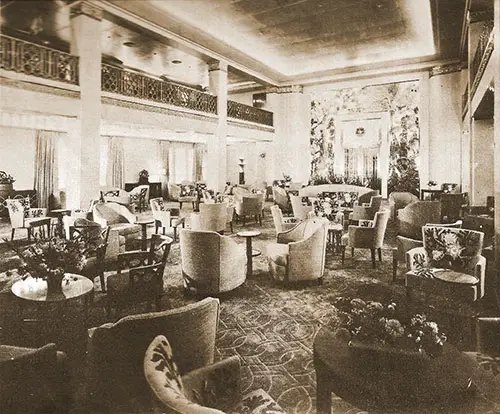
[[171, 59, 182, 64], [123, 41, 136, 47]]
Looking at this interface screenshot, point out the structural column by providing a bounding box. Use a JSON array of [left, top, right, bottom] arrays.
[[493, 0, 500, 284], [66, 1, 102, 208], [208, 61, 228, 192], [266, 85, 310, 183]]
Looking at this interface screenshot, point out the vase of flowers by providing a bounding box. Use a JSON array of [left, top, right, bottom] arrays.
[[0, 170, 15, 201], [138, 169, 149, 184], [333, 297, 447, 368], [4, 234, 89, 296]]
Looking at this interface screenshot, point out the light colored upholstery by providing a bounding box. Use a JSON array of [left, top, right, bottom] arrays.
[[349, 195, 383, 221], [84, 298, 220, 412], [232, 185, 251, 200], [272, 186, 291, 213], [92, 201, 140, 250], [289, 194, 314, 220], [169, 182, 198, 208], [388, 191, 419, 220], [234, 195, 264, 226], [5, 198, 50, 240], [190, 202, 228, 233], [341, 210, 390, 268], [397, 201, 441, 240], [180, 229, 246, 295], [144, 335, 239, 414], [405, 226, 486, 302], [267, 216, 329, 283], [270, 204, 300, 235]]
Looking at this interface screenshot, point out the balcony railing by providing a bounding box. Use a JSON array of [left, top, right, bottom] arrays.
[[0, 34, 79, 85], [101, 64, 218, 115], [470, 20, 494, 96], [227, 100, 274, 127]]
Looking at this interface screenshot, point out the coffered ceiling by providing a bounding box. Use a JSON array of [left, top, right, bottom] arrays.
[[1, 0, 469, 89]]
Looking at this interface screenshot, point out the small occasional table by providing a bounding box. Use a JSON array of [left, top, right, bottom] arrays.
[[135, 218, 154, 250], [237, 230, 261, 277], [433, 269, 479, 286]]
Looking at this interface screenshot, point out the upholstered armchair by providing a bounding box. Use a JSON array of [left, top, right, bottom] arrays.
[[267, 216, 329, 284], [440, 192, 468, 223], [6, 198, 51, 241], [169, 182, 197, 209], [289, 194, 313, 220], [234, 195, 264, 226], [405, 226, 486, 303], [388, 191, 419, 220], [92, 201, 141, 250], [392, 220, 462, 282], [180, 229, 246, 295], [150, 197, 184, 242], [190, 202, 228, 233], [397, 201, 441, 240], [0, 343, 71, 413], [84, 298, 221, 413], [270, 204, 300, 235], [349, 195, 383, 222], [99, 187, 131, 206], [340, 210, 390, 268], [272, 185, 291, 214]]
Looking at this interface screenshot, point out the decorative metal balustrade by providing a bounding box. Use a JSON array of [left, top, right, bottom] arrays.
[[227, 100, 274, 127], [470, 20, 494, 97], [0, 34, 79, 85], [101, 64, 218, 115]]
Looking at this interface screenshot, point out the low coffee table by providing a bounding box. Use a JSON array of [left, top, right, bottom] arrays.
[[237, 230, 261, 277]]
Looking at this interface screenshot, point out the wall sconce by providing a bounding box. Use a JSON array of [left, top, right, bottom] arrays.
[[355, 127, 365, 136], [259, 152, 266, 158]]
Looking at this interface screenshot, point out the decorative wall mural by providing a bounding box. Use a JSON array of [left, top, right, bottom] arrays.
[[310, 81, 420, 195]]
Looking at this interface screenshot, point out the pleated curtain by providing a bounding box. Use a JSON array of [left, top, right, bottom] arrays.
[[159, 140, 170, 182], [107, 137, 124, 188], [34, 130, 60, 209], [194, 143, 205, 182]]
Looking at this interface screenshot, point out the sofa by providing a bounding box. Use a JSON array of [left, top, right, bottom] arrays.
[[91, 201, 141, 254]]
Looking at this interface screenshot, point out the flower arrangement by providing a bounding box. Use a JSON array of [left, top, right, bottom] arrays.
[[333, 297, 447, 358], [427, 180, 437, 188], [4, 234, 91, 291], [139, 169, 149, 184], [0, 171, 15, 184]]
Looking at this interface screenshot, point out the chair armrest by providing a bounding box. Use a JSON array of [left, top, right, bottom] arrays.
[[182, 356, 241, 412], [190, 213, 201, 230], [346, 225, 375, 246], [405, 247, 428, 270], [469, 255, 486, 298], [277, 221, 304, 243]]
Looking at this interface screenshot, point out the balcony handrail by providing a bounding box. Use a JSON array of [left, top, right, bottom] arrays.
[[470, 20, 494, 96], [0, 34, 79, 85], [101, 63, 218, 115], [227, 99, 274, 127]]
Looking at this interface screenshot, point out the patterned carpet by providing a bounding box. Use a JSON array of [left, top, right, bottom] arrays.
[[0, 204, 486, 413]]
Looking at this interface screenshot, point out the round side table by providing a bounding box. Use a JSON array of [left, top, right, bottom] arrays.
[[237, 230, 261, 277]]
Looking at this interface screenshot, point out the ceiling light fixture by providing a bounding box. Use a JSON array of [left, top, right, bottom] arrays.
[[123, 41, 136, 47], [171, 59, 182, 64]]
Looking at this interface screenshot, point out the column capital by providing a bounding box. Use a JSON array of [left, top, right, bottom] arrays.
[[208, 60, 228, 72], [70, 1, 103, 21], [265, 85, 303, 94]]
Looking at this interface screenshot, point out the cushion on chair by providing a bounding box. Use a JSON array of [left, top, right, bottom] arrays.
[[110, 223, 141, 236], [180, 184, 196, 197], [422, 226, 483, 270], [267, 243, 289, 267]]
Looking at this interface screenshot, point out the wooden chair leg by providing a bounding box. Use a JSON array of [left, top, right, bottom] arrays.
[[341, 247, 346, 266], [230, 222, 233, 233], [179, 202, 183, 209], [27, 228, 31, 242], [377, 247, 382, 262], [99, 273, 106, 293], [370, 248, 376, 268], [351, 247, 354, 257], [392, 249, 398, 283], [11, 228, 15, 240]]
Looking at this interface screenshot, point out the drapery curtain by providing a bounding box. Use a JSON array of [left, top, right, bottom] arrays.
[[34, 130, 61, 209], [194, 143, 205, 182], [169, 142, 194, 183], [107, 137, 124, 188], [159, 140, 170, 182]]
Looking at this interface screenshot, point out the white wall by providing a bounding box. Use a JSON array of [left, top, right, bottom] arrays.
[[428, 71, 463, 188], [471, 119, 494, 205], [0, 126, 36, 189], [228, 91, 255, 106]]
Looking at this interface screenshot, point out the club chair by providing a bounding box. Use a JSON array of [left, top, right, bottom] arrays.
[[348, 195, 383, 222], [234, 195, 264, 226], [190, 202, 228, 233], [388, 192, 419, 220], [270, 204, 300, 236], [289, 194, 314, 220], [340, 210, 390, 268]]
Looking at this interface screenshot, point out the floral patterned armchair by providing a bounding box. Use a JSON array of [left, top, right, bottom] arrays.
[[405, 226, 486, 302], [313, 191, 359, 221], [144, 335, 285, 414], [6, 198, 51, 240]]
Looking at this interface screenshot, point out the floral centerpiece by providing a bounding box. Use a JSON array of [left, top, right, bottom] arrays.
[[333, 297, 447, 358], [0, 171, 15, 184], [427, 180, 437, 188], [4, 234, 90, 294]]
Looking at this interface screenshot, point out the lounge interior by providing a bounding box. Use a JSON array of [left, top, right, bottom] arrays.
[[0, 0, 499, 413]]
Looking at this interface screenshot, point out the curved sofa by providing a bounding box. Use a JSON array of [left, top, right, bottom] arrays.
[[298, 184, 375, 199]]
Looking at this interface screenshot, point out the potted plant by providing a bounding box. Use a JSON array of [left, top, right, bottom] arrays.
[[0, 170, 15, 200]]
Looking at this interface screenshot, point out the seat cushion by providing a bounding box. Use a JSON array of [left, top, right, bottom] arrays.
[[267, 243, 289, 266]]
